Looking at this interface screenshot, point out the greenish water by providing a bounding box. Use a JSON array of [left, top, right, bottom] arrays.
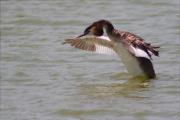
[[1, 0, 180, 120]]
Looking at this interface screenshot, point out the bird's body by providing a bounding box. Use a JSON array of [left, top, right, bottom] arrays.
[[63, 20, 159, 79], [114, 42, 145, 76]]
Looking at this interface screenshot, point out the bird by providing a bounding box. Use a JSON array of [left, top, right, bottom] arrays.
[[63, 19, 159, 79]]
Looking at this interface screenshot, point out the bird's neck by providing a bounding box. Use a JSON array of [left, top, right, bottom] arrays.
[[102, 21, 118, 41], [102, 21, 116, 38], [103, 21, 114, 33]]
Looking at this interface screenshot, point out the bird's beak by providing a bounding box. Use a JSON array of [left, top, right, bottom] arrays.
[[76, 31, 89, 38], [76, 33, 86, 38]]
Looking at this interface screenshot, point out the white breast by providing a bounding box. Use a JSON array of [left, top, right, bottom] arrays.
[[114, 43, 145, 76]]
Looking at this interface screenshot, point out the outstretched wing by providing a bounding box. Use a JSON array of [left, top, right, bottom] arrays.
[[62, 36, 116, 55], [119, 31, 159, 59]]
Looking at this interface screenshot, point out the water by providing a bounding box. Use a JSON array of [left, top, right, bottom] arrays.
[[1, 0, 180, 120]]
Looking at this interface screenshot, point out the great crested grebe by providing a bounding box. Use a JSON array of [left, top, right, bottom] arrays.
[[63, 20, 159, 79]]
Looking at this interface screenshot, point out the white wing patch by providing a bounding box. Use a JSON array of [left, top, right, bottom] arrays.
[[97, 36, 111, 41], [94, 36, 116, 55], [95, 44, 116, 55], [131, 46, 150, 59]]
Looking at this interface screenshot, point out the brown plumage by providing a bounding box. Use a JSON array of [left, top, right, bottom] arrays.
[[117, 30, 159, 59]]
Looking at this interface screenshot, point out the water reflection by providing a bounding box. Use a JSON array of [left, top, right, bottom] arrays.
[[55, 74, 151, 118], [79, 73, 151, 98]]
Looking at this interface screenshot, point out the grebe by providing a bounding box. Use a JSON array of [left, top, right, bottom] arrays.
[[63, 20, 159, 79]]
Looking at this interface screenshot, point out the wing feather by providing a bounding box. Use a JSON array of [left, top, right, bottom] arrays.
[[118, 30, 159, 59], [63, 36, 116, 55]]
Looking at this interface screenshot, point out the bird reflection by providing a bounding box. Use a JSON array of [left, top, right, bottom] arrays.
[[79, 73, 151, 98]]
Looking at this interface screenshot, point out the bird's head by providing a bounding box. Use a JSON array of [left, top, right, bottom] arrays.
[[77, 20, 106, 38]]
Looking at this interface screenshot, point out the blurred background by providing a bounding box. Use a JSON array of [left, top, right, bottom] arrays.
[[1, 0, 180, 120]]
